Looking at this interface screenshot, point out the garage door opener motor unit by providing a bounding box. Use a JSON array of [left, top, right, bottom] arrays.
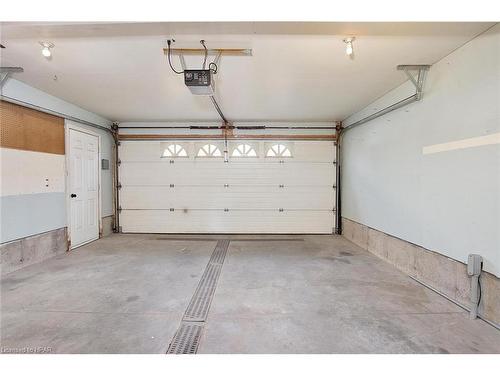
[[166, 39, 218, 96], [184, 69, 215, 96]]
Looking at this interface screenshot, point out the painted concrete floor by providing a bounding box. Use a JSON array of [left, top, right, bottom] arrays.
[[1, 234, 499, 354]]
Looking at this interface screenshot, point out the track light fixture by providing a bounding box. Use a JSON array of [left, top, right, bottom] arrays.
[[39, 42, 54, 58], [343, 37, 355, 56]]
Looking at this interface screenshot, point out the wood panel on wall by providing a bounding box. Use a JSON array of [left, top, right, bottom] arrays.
[[0, 100, 65, 154]]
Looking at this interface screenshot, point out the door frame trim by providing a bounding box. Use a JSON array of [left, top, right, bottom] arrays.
[[65, 120, 102, 249]]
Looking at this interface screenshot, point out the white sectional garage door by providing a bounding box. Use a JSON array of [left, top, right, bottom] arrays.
[[118, 140, 336, 233]]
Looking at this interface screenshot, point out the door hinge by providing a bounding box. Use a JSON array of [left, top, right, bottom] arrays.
[[118, 206, 122, 213], [117, 182, 122, 190], [117, 158, 122, 166]]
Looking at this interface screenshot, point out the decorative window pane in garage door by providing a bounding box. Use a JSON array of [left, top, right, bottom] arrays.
[[197, 144, 222, 157], [161, 143, 188, 158], [231, 143, 257, 157], [118, 140, 336, 234], [266, 143, 292, 158]]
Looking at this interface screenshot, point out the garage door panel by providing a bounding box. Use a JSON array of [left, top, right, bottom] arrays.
[[120, 210, 335, 234], [120, 162, 334, 186], [288, 141, 336, 162], [119, 141, 164, 161], [120, 162, 283, 185], [120, 186, 335, 210]]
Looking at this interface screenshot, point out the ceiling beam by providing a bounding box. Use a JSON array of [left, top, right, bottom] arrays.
[[163, 48, 252, 56]]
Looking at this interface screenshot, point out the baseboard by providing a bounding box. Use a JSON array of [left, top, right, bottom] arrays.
[[342, 217, 500, 327], [0, 227, 68, 275]]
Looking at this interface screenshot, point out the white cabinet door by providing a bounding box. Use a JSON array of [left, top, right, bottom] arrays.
[[69, 129, 99, 247], [119, 140, 336, 234]]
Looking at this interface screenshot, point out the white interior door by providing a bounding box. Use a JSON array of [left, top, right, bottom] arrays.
[[119, 140, 336, 234], [69, 128, 99, 247]]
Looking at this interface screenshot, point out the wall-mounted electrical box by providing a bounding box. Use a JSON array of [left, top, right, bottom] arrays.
[[467, 253, 483, 320], [184, 69, 215, 96], [467, 254, 483, 276]]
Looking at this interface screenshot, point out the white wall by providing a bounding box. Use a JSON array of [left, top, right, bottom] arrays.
[[0, 148, 67, 242], [342, 24, 500, 276]]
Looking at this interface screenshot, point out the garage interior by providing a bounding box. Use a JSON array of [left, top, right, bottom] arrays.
[[0, 21, 499, 354]]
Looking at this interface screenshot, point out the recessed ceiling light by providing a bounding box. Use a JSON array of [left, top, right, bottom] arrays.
[[39, 42, 54, 58], [343, 37, 355, 56]]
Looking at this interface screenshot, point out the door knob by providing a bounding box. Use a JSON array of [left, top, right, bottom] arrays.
[[70, 194, 77, 198]]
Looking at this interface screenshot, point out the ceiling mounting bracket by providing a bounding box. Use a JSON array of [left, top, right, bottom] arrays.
[[163, 47, 252, 57], [214, 51, 223, 67], [0, 67, 24, 89], [397, 65, 431, 100], [343, 64, 431, 131], [177, 50, 222, 72], [179, 53, 187, 71]]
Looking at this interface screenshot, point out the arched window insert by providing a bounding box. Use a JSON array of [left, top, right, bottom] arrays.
[[232, 144, 257, 157], [161, 144, 188, 158], [266, 144, 292, 158], [197, 144, 222, 157]]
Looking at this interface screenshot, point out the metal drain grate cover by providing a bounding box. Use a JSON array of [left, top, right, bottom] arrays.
[[230, 238, 304, 242], [166, 239, 230, 354], [156, 237, 218, 241], [166, 323, 203, 354], [183, 240, 229, 321], [209, 239, 230, 265], [183, 263, 222, 321]]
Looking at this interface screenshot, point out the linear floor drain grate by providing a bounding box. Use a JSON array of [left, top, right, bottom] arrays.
[[183, 263, 221, 321], [208, 239, 230, 265], [156, 238, 218, 241], [166, 323, 203, 354], [230, 238, 305, 242], [167, 239, 230, 354]]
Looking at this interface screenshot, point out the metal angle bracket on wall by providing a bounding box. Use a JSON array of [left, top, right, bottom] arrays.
[[343, 64, 431, 130], [396, 65, 431, 100]]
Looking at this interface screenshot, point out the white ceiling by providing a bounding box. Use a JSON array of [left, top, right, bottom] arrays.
[[0, 22, 494, 123]]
